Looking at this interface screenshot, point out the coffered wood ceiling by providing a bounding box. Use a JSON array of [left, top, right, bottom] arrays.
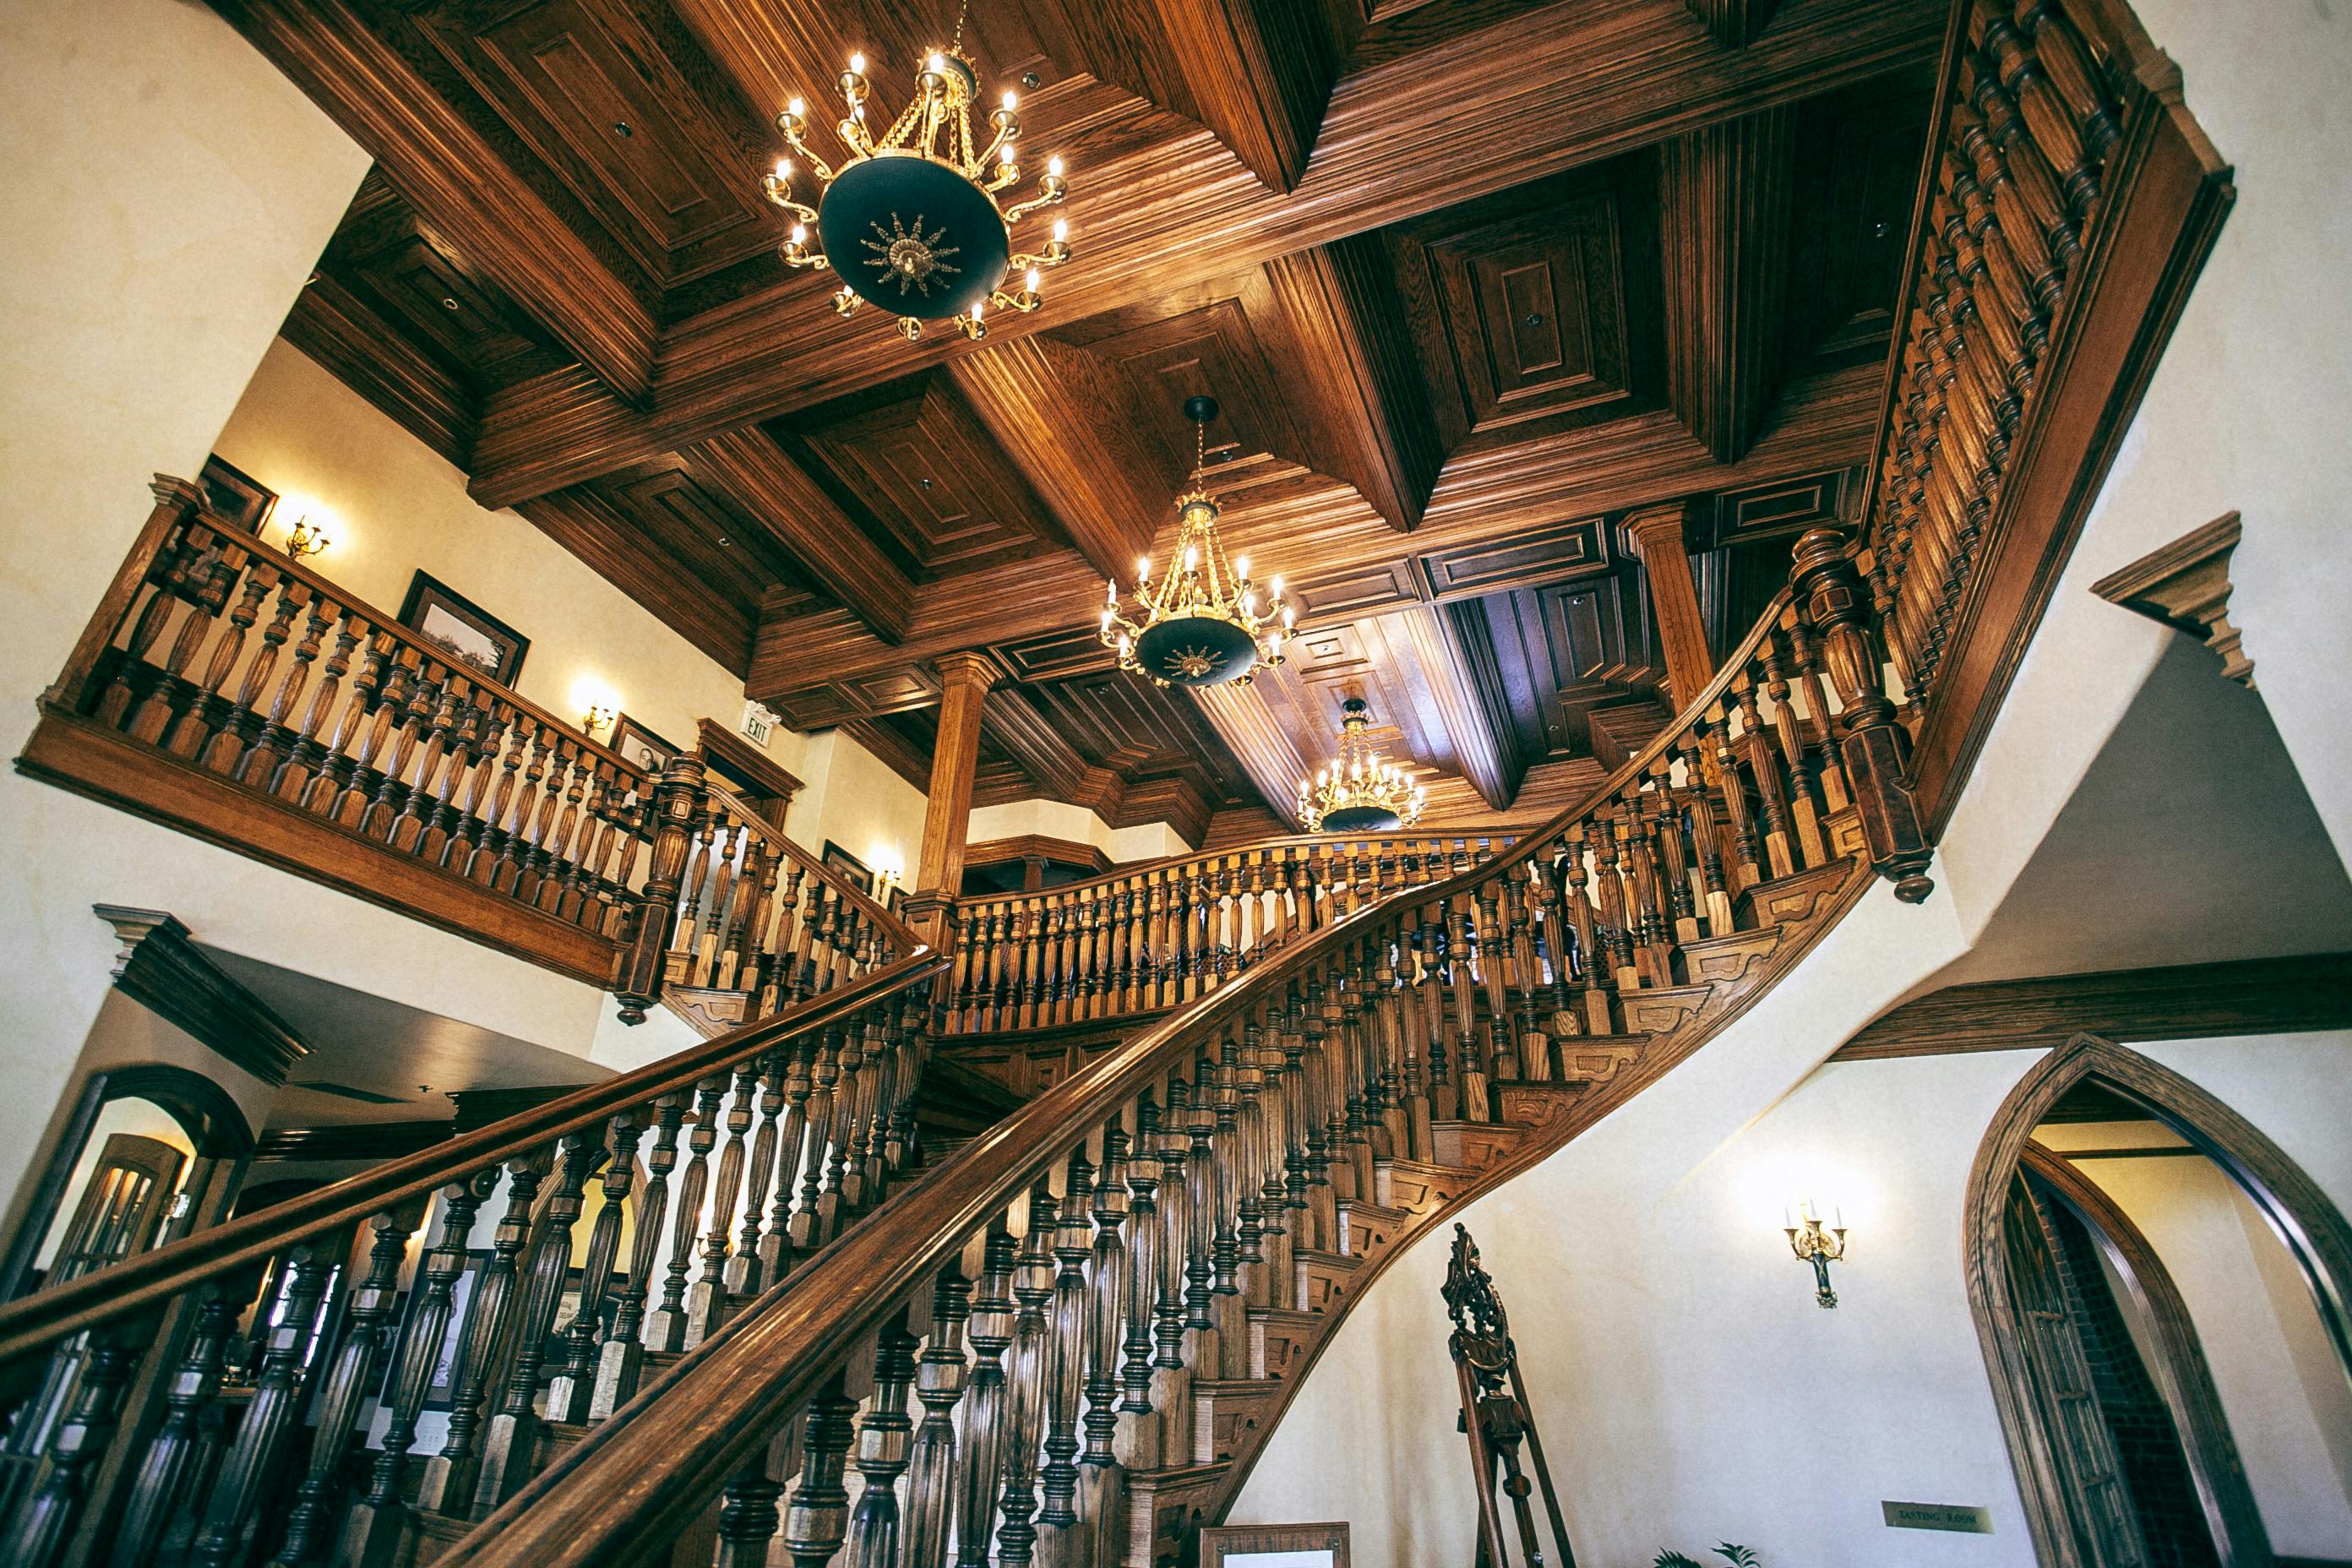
[[244, 0, 1940, 838]]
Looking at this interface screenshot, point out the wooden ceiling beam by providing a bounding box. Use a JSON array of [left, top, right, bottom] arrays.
[[1263, 238, 1441, 533], [1686, 0, 1783, 47], [214, 0, 658, 411], [464, 0, 1943, 507], [980, 687, 1095, 803], [515, 489, 755, 675], [1658, 107, 1798, 463], [1139, 0, 1349, 194], [1189, 683, 1309, 830], [282, 274, 475, 471], [680, 427, 917, 645], [744, 359, 1882, 704], [948, 338, 1162, 580]]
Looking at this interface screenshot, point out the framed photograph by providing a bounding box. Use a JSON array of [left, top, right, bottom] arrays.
[[821, 840, 875, 897], [608, 714, 679, 773], [196, 454, 277, 536], [378, 1250, 486, 1410], [398, 570, 530, 686], [1198, 1525, 1350, 1568]]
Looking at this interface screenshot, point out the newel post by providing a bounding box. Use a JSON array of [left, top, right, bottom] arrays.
[[614, 754, 708, 1023], [1789, 528, 1936, 902]]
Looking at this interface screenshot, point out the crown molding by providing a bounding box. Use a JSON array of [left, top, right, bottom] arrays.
[[93, 906, 310, 1086]]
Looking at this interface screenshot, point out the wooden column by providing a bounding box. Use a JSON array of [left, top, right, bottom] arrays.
[[1625, 502, 1715, 709], [907, 653, 999, 945]]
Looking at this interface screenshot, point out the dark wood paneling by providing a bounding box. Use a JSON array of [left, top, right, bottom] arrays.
[[1832, 955, 2352, 1061]]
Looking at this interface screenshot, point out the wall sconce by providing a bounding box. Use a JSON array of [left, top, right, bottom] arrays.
[[1783, 1200, 1848, 1308], [282, 512, 331, 561], [580, 704, 618, 738]]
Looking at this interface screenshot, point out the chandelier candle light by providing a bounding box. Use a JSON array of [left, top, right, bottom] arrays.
[[760, 3, 1070, 342], [1298, 698, 1426, 832], [1099, 395, 1293, 688]]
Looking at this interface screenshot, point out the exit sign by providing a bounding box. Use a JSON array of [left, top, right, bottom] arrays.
[[740, 700, 777, 746]]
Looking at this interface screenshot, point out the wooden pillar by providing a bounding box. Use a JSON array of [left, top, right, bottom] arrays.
[[906, 653, 999, 947], [1625, 502, 1715, 710]]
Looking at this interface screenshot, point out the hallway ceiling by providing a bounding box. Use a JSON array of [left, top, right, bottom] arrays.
[[246, 0, 1941, 834]]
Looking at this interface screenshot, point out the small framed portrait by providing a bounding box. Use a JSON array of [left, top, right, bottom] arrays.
[[398, 570, 530, 686], [607, 714, 679, 773], [196, 455, 278, 536], [821, 841, 875, 897], [1198, 1524, 1351, 1568]]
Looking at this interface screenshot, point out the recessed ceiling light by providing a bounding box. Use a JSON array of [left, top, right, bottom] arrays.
[[441, 297, 459, 310]]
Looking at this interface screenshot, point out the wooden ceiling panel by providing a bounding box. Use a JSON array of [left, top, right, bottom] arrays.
[[584, 459, 798, 623], [782, 374, 1068, 580], [1784, 66, 1936, 364], [409, 0, 770, 286], [1387, 158, 1658, 451]]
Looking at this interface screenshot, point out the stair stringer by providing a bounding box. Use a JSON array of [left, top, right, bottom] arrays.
[[1119, 853, 1875, 1568]]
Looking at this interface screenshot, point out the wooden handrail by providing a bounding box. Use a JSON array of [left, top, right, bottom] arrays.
[[0, 943, 946, 1362], [954, 825, 1544, 912], [438, 579, 1816, 1565]]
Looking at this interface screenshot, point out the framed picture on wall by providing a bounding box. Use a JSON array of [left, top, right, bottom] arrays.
[[607, 714, 678, 773], [398, 570, 530, 686], [1197, 1524, 1351, 1568], [822, 841, 875, 897], [195, 454, 277, 536]]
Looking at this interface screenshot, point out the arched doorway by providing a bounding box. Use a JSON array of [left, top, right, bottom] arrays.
[[1967, 1033, 2352, 1568]]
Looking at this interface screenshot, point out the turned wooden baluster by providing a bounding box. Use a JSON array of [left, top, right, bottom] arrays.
[[1, 1320, 150, 1568], [165, 557, 268, 760], [474, 1133, 597, 1510], [422, 1155, 542, 1511], [779, 1373, 859, 1568], [952, 1227, 1020, 1568], [186, 1244, 334, 1568], [593, 1096, 676, 1420], [902, 1261, 972, 1568], [991, 1183, 1059, 1567], [684, 1064, 759, 1349], [792, 1034, 841, 1250], [109, 1282, 250, 1568], [100, 521, 214, 732], [458, 703, 528, 880], [548, 1113, 641, 1421], [1036, 1150, 1093, 1536], [647, 1079, 722, 1351], [754, 1041, 817, 1283], [841, 1314, 920, 1568]]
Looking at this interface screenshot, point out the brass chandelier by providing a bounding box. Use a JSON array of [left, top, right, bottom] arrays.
[[1298, 699, 1426, 832], [1099, 395, 1292, 689], [760, 4, 1070, 342]]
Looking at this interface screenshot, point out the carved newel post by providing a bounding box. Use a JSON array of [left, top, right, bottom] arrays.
[[1788, 528, 1936, 901], [614, 753, 709, 1022]]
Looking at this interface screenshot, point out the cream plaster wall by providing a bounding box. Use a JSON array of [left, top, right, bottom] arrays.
[[211, 340, 780, 787], [966, 798, 1192, 865], [2072, 1148, 2352, 1555]]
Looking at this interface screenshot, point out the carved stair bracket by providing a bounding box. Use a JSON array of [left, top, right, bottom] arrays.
[[2089, 513, 2254, 688], [94, 905, 310, 1085]]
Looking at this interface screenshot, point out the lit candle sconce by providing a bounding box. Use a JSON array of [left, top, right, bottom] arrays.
[[281, 510, 332, 561], [1783, 1200, 1849, 1308], [580, 704, 618, 738]]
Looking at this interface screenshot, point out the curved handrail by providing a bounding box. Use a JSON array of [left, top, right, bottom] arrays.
[[957, 825, 1544, 911], [0, 943, 947, 1361], [440, 578, 1820, 1565]]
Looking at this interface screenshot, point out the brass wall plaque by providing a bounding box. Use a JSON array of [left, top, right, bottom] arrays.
[[1882, 1501, 1993, 1533]]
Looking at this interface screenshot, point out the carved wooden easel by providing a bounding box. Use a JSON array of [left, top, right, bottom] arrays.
[[1444, 1223, 1576, 1568]]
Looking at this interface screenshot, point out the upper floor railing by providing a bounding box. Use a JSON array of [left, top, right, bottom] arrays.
[[945, 830, 1527, 1035], [26, 476, 667, 986]]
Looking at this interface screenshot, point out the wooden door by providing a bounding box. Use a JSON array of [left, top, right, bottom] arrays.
[[2003, 1176, 2153, 1568], [47, 1131, 184, 1284]]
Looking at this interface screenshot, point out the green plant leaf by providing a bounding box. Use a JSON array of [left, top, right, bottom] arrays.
[[1654, 1554, 1706, 1568], [1715, 1546, 1760, 1567]]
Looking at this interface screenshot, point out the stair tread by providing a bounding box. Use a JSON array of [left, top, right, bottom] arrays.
[[1293, 1246, 1362, 1270], [1124, 1458, 1234, 1487], [1337, 1196, 1407, 1223], [1191, 1375, 1281, 1396], [1246, 1305, 1320, 1326]]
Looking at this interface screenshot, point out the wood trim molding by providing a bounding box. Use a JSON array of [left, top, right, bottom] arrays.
[[1831, 953, 2352, 1061], [694, 719, 804, 807], [1965, 1035, 2352, 1567], [2090, 512, 2252, 687], [963, 836, 1117, 879], [254, 1120, 456, 1163], [2017, 1140, 2272, 1567], [94, 906, 310, 1086], [21, 710, 618, 988]]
